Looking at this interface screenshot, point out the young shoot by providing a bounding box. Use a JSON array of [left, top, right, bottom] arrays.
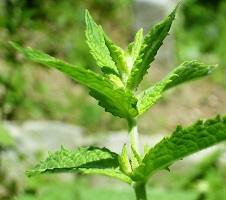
[[10, 5, 226, 200]]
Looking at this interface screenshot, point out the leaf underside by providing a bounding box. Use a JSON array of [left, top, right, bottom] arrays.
[[137, 61, 217, 115], [132, 116, 226, 181], [28, 146, 132, 184], [126, 7, 177, 90], [10, 42, 138, 119]]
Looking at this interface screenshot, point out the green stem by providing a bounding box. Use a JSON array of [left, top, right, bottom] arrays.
[[128, 119, 147, 199], [133, 182, 147, 200], [128, 118, 139, 154]]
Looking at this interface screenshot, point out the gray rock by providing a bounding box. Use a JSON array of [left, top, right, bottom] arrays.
[[134, 0, 175, 31], [4, 121, 85, 155]]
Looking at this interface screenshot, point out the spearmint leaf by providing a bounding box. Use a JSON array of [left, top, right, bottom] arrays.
[[132, 116, 226, 181], [10, 42, 138, 118], [130, 146, 142, 170], [137, 61, 217, 115], [85, 10, 118, 74], [103, 31, 128, 80], [127, 28, 144, 70], [163, 61, 217, 91], [126, 7, 177, 90], [89, 89, 138, 118], [118, 144, 132, 175], [27, 146, 132, 184], [137, 77, 173, 115]]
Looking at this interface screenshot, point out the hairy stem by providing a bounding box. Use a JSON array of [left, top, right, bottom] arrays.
[[128, 118, 140, 154], [133, 182, 147, 200]]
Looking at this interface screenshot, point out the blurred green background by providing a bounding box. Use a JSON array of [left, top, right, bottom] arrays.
[[0, 0, 226, 199]]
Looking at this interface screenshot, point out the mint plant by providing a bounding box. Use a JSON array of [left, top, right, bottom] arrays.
[[10, 6, 226, 200]]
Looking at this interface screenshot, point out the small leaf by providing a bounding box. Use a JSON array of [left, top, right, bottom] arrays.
[[27, 146, 132, 184], [85, 10, 118, 74], [127, 28, 144, 69], [126, 7, 177, 90], [132, 116, 226, 181], [118, 144, 132, 175], [130, 146, 142, 170], [137, 61, 217, 115], [103, 31, 128, 80], [10, 42, 138, 118]]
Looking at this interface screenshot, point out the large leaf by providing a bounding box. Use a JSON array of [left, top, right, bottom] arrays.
[[27, 146, 132, 183], [85, 10, 118, 74], [126, 7, 177, 90], [10, 42, 138, 118], [137, 61, 216, 115], [132, 116, 226, 181]]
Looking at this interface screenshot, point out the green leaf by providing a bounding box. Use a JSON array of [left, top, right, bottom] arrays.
[[163, 61, 217, 91], [132, 116, 226, 181], [126, 7, 177, 90], [89, 89, 138, 118], [103, 31, 128, 80], [118, 144, 132, 175], [137, 77, 173, 115], [85, 10, 118, 74], [137, 61, 217, 115], [10, 42, 138, 118], [127, 28, 144, 69], [27, 146, 132, 184], [130, 146, 142, 170]]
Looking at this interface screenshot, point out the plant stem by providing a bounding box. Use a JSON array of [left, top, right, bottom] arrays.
[[133, 182, 147, 200], [128, 118, 140, 154], [128, 119, 147, 199]]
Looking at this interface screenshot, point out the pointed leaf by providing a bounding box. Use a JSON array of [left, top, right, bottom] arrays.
[[85, 10, 118, 74], [130, 146, 142, 170], [103, 32, 128, 79], [27, 146, 132, 183], [137, 77, 173, 115], [132, 116, 226, 181], [10, 42, 138, 118], [118, 144, 132, 175], [163, 61, 217, 91], [137, 61, 217, 115], [126, 7, 177, 90], [127, 28, 144, 69]]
